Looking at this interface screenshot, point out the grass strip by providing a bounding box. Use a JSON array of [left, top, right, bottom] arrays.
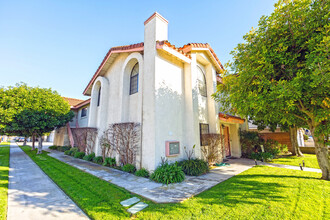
[[270, 153, 320, 169], [21, 146, 134, 220], [0, 143, 10, 220], [21, 146, 329, 219]]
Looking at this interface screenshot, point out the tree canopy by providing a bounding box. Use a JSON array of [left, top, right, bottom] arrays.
[[214, 0, 329, 179], [0, 83, 74, 150]]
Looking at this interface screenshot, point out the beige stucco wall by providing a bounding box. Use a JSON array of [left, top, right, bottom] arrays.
[[53, 127, 70, 146]]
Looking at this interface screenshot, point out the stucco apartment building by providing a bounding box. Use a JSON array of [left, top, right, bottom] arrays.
[[56, 12, 245, 171]]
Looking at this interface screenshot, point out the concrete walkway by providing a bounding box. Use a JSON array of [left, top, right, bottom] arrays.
[[259, 161, 322, 173], [44, 148, 255, 203], [7, 142, 88, 220]]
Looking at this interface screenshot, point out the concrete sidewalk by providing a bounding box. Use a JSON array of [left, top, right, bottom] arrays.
[[44, 148, 255, 203], [7, 142, 88, 220]]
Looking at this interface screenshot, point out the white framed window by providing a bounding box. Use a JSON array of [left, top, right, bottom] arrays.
[[81, 107, 87, 118]]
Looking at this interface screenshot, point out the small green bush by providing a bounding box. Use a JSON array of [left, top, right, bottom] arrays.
[[74, 152, 85, 159], [64, 150, 71, 155], [49, 145, 58, 150], [68, 147, 78, 156], [150, 162, 185, 184], [83, 152, 95, 161], [135, 168, 149, 178], [93, 156, 103, 164], [251, 152, 274, 162], [103, 157, 116, 167], [179, 158, 209, 176], [122, 164, 136, 173], [70, 147, 79, 153], [60, 146, 71, 152]]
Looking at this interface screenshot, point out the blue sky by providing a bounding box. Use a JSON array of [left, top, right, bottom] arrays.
[[0, 0, 277, 100]]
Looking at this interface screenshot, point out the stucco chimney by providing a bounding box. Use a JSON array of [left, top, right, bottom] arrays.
[[141, 12, 168, 170], [144, 12, 168, 47]]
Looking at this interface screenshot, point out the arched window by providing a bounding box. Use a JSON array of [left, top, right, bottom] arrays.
[[130, 63, 139, 95], [97, 87, 101, 106], [197, 66, 207, 97]]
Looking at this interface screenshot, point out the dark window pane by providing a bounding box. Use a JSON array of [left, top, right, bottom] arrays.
[[81, 108, 87, 117], [130, 63, 139, 95], [97, 87, 101, 106]]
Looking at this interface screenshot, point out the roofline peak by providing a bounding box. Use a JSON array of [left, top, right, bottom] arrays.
[[144, 12, 168, 25]]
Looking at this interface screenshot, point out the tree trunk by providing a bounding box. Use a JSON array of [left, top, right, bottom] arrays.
[[23, 137, 27, 146], [310, 128, 330, 180], [37, 135, 43, 154], [31, 135, 35, 150], [289, 126, 304, 156]]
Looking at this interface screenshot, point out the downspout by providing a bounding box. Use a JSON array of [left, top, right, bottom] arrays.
[[67, 123, 74, 147]]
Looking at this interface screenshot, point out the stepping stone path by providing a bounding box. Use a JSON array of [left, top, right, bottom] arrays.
[[120, 197, 148, 214], [127, 202, 149, 214], [120, 197, 140, 207]]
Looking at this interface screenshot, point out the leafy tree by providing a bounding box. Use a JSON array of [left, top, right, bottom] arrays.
[[214, 0, 329, 179], [0, 83, 74, 153]]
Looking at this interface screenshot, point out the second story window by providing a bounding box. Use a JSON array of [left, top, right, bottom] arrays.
[[197, 66, 207, 97], [97, 87, 101, 106], [130, 63, 139, 95], [81, 107, 87, 117]]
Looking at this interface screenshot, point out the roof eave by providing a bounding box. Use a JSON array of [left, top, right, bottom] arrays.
[[72, 99, 91, 110], [190, 48, 223, 73], [83, 45, 144, 96], [156, 44, 191, 64]]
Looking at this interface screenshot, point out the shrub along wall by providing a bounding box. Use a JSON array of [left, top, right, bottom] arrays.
[[259, 132, 292, 153], [240, 130, 288, 161]]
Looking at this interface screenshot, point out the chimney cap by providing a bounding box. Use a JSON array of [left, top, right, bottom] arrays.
[[144, 12, 168, 25]]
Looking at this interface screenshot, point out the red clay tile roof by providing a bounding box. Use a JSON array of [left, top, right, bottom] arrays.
[[83, 41, 223, 96], [157, 40, 191, 59], [219, 112, 245, 124], [63, 97, 85, 107], [180, 43, 224, 70], [72, 98, 90, 110], [63, 97, 90, 109], [83, 42, 144, 95]]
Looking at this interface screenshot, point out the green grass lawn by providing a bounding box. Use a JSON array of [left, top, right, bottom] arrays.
[[21, 146, 329, 220], [270, 154, 320, 169], [0, 142, 10, 220]]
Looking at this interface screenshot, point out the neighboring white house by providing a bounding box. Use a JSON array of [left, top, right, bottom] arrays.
[[82, 12, 244, 171], [53, 97, 91, 146]]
